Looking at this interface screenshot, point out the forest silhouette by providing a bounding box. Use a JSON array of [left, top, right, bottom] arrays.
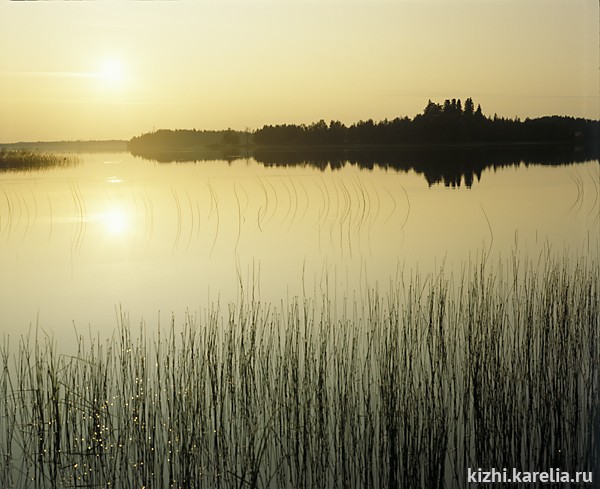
[[129, 98, 599, 150]]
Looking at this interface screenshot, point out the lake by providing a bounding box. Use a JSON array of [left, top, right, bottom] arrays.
[[1, 148, 599, 487], [1, 149, 597, 347]]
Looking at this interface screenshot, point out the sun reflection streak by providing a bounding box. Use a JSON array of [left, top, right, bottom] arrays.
[[102, 206, 129, 236]]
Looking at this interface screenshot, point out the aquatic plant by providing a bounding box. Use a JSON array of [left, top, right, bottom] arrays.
[[0, 254, 598, 488], [0, 149, 79, 172]]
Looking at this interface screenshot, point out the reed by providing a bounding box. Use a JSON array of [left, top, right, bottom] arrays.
[[0, 150, 79, 171], [0, 254, 598, 488]]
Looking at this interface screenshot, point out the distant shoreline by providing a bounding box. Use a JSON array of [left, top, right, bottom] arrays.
[[0, 140, 128, 152], [2, 139, 592, 159], [0, 139, 576, 152], [127, 99, 600, 159]]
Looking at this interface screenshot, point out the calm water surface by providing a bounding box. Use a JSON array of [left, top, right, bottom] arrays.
[[0, 152, 598, 350]]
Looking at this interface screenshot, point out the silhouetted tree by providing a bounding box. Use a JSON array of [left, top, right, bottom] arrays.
[[328, 120, 347, 144], [464, 98, 475, 117], [424, 100, 442, 118], [443, 99, 452, 114]]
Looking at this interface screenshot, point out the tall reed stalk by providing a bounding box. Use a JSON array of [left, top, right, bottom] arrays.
[[0, 254, 598, 488]]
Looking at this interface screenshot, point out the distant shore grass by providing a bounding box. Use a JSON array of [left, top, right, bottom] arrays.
[[1, 254, 598, 488], [0, 149, 79, 171]]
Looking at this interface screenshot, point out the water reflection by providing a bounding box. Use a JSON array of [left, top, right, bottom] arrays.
[[105, 175, 123, 184], [100, 205, 130, 236], [132, 143, 597, 188], [0, 151, 597, 347]]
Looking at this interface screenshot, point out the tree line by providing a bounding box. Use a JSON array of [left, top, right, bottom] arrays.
[[128, 99, 599, 152], [129, 128, 243, 152], [254, 98, 599, 147]]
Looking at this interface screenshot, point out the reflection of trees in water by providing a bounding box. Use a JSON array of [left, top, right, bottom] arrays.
[[253, 144, 597, 188], [130, 147, 245, 165], [131, 144, 596, 188]]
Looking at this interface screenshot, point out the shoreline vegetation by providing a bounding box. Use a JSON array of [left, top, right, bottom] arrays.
[[0, 149, 80, 172], [1, 254, 598, 488]]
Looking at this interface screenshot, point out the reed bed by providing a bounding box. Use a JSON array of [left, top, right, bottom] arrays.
[[0, 150, 78, 171], [1, 255, 598, 488]]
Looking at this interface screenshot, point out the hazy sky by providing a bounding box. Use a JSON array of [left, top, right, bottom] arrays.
[[0, 0, 598, 142]]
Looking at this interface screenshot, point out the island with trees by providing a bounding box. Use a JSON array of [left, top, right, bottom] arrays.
[[127, 98, 599, 187], [129, 98, 599, 152]]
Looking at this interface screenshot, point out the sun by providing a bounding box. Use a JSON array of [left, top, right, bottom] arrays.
[[97, 57, 126, 89]]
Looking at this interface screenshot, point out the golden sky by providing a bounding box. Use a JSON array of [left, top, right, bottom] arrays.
[[0, 0, 598, 142]]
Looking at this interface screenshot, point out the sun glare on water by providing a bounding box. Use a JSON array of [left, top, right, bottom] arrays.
[[103, 206, 129, 236]]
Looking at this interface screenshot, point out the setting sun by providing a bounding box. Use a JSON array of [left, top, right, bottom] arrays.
[[97, 57, 126, 89]]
